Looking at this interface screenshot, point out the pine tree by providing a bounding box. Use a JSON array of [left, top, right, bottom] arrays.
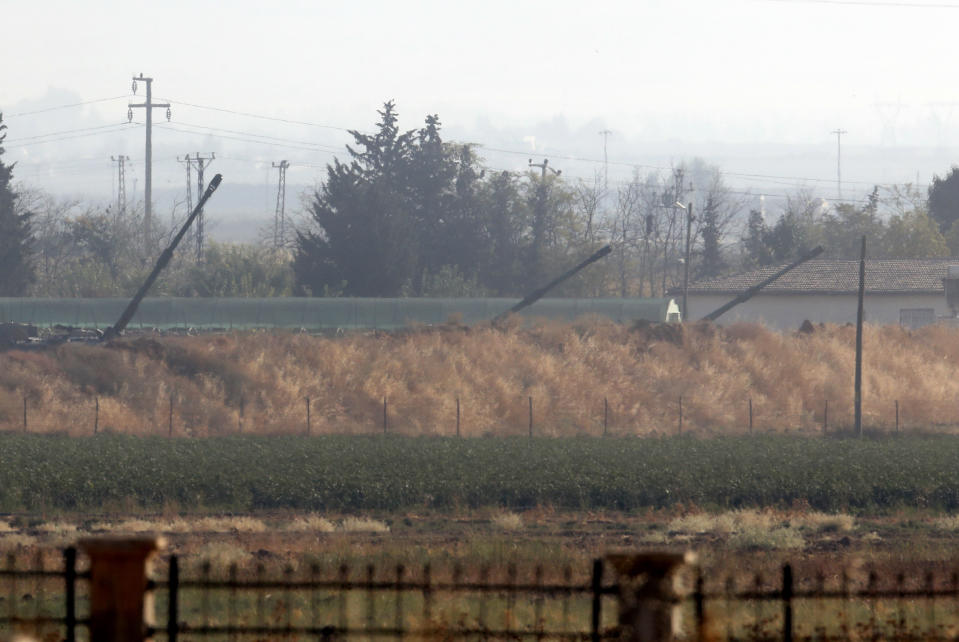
[[698, 194, 726, 278], [0, 113, 33, 295]]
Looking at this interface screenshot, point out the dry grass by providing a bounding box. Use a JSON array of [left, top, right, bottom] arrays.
[[794, 512, 856, 533], [285, 514, 337, 533], [932, 515, 959, 530], [4, 321, 959, 436], [492, 512, 524, 531], [667, 510, 810, 550], [339, 517, 390, 533]]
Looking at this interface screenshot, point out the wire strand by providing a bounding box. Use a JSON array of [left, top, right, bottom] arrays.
[[4, 95, 132, 118]]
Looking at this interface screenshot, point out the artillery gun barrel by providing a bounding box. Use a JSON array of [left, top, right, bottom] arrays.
[[701, 245, 824, 322], [493, 245, 612, 324], [102, 174, 223, 341]]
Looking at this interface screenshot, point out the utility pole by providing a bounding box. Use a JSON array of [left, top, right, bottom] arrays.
[[528, 158, 561, 179], [110, 155, 130, 215], [192, 153, 215, 261], [177, 153, 193, 214], [128, 73, 171, 248], [598, 130, 612, 192], [272, 160, 290, 248], [527, 158, 561, 282], [854, 235, 865, 437], [682, 201, 694, 322], [831, 128, 847, 200]]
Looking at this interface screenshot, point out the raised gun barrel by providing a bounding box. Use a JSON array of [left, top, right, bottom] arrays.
[[102, 174, 223, 341], [493, 244, 612, 325], [701, 245, 824, 322]]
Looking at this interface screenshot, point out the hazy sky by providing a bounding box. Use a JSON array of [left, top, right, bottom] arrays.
[[4, 0, 959, 235]]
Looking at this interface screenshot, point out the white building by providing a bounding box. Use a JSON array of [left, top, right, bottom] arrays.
[[682, 259, 958, 330]]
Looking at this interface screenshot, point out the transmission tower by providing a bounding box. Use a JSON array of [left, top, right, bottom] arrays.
[[874, 100, 903, 146], [127, 73, 171, 247], [110, 155, 130, 215], [831, 128, 847, 200], [273, 160, 290, 248], [177, 153, 193, 214], [598, 130, 612, 192], [191, 153, 215, 261]]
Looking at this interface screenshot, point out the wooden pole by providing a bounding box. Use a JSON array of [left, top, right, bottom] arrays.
[[383, 398, 388, 434], [94, 397, 99, 435], [895, 399, 900, 434], [238, 394, 244, 433], [456, 396, 460, 438], [306, 397, 311, 436], [528, 396, 533, 439], [678, 395, 683, 436], [823, 399, 828, 435], [22, 395, 27, 432], [748, 398, 753, 434], [855, 235, 866, 437], [168, 394, 174, 438], [604, 397, 609, 437]]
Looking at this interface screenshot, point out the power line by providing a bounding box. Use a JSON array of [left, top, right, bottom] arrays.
[[4, 122, 136, 144], [3, 124, 140, 150], [158, 120, 343, 152], [155, 123, 336, 154], [142, 96, 935, 189], [5, 95, 131, 118], [159, 98, 354, 132]]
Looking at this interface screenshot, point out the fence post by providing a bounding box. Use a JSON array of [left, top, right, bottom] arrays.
[[64, 547, 77, 642], [591, 558, 603, 642], [167, 555, 179, 642], [456, 397, 461, 438], [22, 394, 27, 432], [94, 397, 99, 436], [238, 394, 245, 433], [895, 400, 900, 433], [606, 551, 697, 642], [678, 396, 683, 436], [604, 397, 609, 437], [529, 396, 533, 439], [782, 563, 794, 642], [80, 536, 162, 642], [748, 398, 753, 434], [383, 398, 388, 434], [823, 400, 828, 435], [694, 567, 705, 642], [306, 397, 311, 436], [168, 394, 174, 438]]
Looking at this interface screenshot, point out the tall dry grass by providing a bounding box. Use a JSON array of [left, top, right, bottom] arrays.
[[3, 320, 959, 436]]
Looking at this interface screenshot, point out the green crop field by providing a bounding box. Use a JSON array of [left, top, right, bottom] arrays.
[[1, 433, 957, 513]]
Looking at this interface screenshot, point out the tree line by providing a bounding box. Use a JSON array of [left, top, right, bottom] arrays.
[[4, 104, 959, 299]]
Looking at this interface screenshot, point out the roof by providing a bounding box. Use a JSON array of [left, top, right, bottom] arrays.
[[682, 259, 959, 295]]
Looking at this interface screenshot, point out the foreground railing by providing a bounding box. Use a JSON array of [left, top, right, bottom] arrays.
[[5, 538, 959, 640]]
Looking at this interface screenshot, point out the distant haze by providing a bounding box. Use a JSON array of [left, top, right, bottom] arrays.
[[4, 0, 959, 239]]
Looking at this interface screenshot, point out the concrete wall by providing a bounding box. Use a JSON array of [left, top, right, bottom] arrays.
[[687, 293, 950, 330]]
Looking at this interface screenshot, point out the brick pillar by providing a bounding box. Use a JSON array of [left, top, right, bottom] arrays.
[[605, 551, 696, 642], [80, 537, 162, 642]]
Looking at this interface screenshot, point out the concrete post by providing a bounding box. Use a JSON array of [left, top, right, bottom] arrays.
[[605, 551, 697, 642], [80, 537, 162, 642]]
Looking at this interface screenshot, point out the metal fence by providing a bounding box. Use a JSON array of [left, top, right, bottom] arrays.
[[5, 546, 959, 640], [0, 547, 86, 641], [151, 556, 613, 641]]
